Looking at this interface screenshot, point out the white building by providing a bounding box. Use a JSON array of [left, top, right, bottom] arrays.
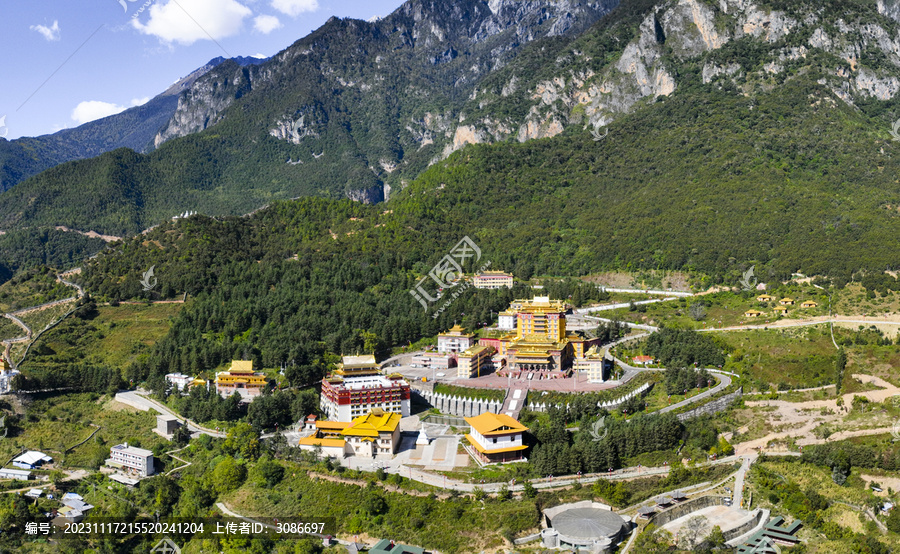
[[574, 346, 611, 383], [106, 443, 154, 477], [437, 325, 476, 355], [498, 310, 517, 331], [0, 468, 31, 480], [464, 412, 528, 463], [473, 271, 514, 289], [12, 451, 52, 470], [165, 373, 193, 391], [410, 352, 454, 370]]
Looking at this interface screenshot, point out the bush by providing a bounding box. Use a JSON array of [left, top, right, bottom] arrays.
[[212, 458, 247, 494]]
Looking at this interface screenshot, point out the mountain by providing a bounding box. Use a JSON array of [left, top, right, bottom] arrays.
[[4, 0, 900, 279], [0, 0, 622, 236], [0, 56, 265, 194]]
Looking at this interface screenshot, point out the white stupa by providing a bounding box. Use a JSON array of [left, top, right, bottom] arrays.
[[416, 428, 430, 445]]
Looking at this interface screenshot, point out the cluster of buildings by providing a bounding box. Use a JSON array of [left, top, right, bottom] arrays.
[[165, 359, 270, 401], [414, 296, 614, 382], [320, 355, 411, 421], [298, 408, 402, 459], [0, 451, 52, 481], [744, 295, 818, 318]]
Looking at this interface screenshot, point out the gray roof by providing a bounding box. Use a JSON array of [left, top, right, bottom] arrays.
[[550, 507, 627, 539]]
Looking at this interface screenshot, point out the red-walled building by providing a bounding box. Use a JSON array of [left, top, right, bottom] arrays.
[[320, 373, 411, 421]]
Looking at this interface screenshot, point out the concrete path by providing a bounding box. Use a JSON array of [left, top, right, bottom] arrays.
[[658, 374, 732, 414], [114, 390, 227, 438], [733, 455, 753, 508]]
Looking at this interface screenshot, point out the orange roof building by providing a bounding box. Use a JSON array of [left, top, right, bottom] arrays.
[[464, 412, 529, 464], [215, 360, 267, 400], [302, 409, 401, 459]]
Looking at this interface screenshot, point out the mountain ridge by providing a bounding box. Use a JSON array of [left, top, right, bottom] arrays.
[[0, 55, 266, 194]]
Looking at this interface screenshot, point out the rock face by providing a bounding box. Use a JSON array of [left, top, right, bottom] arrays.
[[146, 0, 621, 198], [880, 0, 900, 23], [453, 0, 900, 150], [137, 0, 900, 202]]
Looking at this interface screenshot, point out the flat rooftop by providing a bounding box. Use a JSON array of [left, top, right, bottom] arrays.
[[329, 375, 407, 390]]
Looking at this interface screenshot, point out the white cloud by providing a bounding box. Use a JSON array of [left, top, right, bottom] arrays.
[[131, 0, 252, 45], [131, 97, 151, 107], [254, 14, 282, 34], [31, 20, 61, 42], [271, 0, 318, 17], [71, 101, 128, 125]]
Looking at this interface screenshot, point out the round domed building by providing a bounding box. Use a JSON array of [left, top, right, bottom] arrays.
[[540, 501, 632, 553]]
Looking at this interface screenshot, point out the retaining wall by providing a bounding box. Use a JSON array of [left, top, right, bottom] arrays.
[[649, 495, 727, 527], [527, 382, 653, 413], [676, 388, 743, 421], [413, 389, 503, 418]]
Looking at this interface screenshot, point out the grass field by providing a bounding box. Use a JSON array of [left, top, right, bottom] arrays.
[[714, 326, 837, 390], [0, 317, 23, 342], [0, 393, 169, 471], [22, 302, 185, 371], [602, 288, 829, 330], [17, 301, 77, 334], [848, 345, 900, 387], [0, 269, 75, 313], [833, 283, 900, 317]]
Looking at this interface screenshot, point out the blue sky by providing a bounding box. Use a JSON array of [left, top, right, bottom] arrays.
[[0, 0, 406, 139]]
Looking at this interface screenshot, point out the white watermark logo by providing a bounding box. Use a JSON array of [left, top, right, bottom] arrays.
[[151, 537, 181, 554], [589, 416, 609, 441], [739, 265, 757, 291], [118, 0, 156, 20], [140, 265, 158, 292], [748, 537, 781, 554], [590, 126, 608, 142], [0, 115, 8, 139], [891, 119, 900, 142], [410, 236, 491, 317]]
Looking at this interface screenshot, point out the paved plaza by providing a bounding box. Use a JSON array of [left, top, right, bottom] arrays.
[[660, 505, 753, 537]]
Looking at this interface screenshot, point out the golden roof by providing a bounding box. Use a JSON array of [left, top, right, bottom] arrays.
[[516, 296, 566, 314], [440, 325, 472, 337], [582, 345, 604, 359], [460, 345, 493, 357], [465, 412, 528, 436], [342, 410, 400, 438], [229, 360, 254, 374], [341, 354, 378, 369], [298, 437, 346, 448], [316, 421, 350, 430]]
